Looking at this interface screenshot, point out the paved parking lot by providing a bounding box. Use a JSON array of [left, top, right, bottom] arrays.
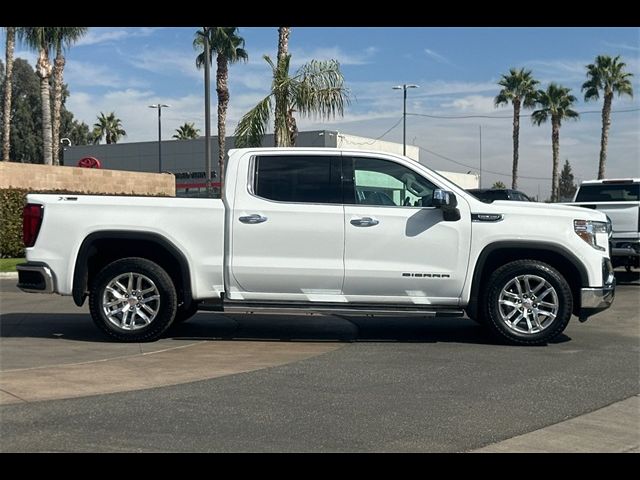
[[0, 272, 638, 452]]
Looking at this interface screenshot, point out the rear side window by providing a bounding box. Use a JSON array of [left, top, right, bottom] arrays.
[[253, 155, 341, 204], [575, 184, 640, 202]]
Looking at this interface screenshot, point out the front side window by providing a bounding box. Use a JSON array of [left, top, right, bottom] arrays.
[[346, 157, 438, 207], [253, 155, 341, 204]]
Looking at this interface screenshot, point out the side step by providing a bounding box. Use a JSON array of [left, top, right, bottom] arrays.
[[200, 300, 464, 317]]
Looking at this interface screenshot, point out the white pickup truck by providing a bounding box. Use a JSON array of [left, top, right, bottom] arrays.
[[567, 178, 639, 272], [17, 148, 615, 345]]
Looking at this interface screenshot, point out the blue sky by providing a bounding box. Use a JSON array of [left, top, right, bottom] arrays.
[[4, 26, 639, 198]]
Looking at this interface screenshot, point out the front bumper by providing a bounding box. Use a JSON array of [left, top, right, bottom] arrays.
[[578, 282, 615, 322], [16, 262, 56, 293]]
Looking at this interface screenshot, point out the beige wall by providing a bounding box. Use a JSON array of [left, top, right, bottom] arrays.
[[0, 163, 175, 196]]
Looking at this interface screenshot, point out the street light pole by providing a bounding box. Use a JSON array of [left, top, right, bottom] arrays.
[[149, 104, 170, 173], [392, 84, 419, 156]]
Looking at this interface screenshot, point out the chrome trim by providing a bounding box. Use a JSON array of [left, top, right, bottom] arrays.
[[580, 286, 615, 309], [471, 213, 504, 222], [350, 217, 379, 227], [239, 214, 268, 224], [16, 264, 55, 293]]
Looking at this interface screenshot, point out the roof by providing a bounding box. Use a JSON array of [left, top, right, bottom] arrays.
[[580, 178, 640, 185]]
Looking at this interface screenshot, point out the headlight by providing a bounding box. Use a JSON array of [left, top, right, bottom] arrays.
[[574, 220, 609, 251]]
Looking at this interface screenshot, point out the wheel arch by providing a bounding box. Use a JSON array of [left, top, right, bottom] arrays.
[[72, 231, 193, 308], [466, 241, 588, 319]]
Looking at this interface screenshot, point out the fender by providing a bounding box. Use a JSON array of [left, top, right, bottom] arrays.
[[72, 230, 193, 307], [467, 240, 589, 318]]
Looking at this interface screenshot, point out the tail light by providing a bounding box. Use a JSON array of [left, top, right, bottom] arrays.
[[23, 203, 44, 247]]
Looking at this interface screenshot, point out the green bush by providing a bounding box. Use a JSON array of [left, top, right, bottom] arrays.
[[0, 189, 28, 258], [0, 188, 172, 258]]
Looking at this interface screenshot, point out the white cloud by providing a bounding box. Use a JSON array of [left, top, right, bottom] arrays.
[[76, 28, 160, 47], [289, 46, 379, 67], [441, 95, 495, 113], [65, 60, 148, 89], [424, 48, 455, 66], [602, 41, 640, 52]]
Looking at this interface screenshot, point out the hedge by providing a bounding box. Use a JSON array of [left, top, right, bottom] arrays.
[[0, 189, 171, 258]]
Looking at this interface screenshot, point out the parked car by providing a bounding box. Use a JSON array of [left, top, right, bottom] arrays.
[[564, 178, 639, 272], [17, 148, 614, 345], [467, 188, 533, 203]]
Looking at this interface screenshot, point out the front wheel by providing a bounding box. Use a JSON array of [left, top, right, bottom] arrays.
[[482, 260, 573, 345], [89, 257, 178, 342]]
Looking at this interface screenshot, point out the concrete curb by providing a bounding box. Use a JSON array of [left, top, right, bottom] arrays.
[[0, 272, 18, 278], [473, 395, 640, 453]]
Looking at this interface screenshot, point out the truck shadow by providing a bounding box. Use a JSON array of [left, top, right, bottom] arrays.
[[0, 312, 570, 345]]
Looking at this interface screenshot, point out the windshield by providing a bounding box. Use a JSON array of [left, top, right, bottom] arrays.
[[575, 184, 639, 202]]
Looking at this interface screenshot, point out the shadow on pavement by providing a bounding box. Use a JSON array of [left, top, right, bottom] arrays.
[[0, 311, 570, 346], [615, 269, 640, 286]]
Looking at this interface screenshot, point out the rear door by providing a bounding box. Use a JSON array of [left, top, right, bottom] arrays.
[[229, 152, 345, 301]]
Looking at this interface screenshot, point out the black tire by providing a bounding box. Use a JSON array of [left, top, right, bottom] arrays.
[[172, 302, 199, 324], [482, 260, 573, 346], [89, 257, 177, 342]]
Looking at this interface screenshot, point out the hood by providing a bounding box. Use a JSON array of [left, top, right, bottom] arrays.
[[468, 198, 609, 222]]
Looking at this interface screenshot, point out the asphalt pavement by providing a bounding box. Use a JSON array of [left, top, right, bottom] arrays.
[[0, 271, 638, 452]]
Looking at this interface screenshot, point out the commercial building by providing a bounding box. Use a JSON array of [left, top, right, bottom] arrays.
[[65, 130, 478, 196]]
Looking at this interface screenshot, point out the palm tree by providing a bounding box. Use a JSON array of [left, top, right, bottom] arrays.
[[3, 27, 22, 162], [51, 27, 88, 166], [93, 112, 126, 144], [494, 68, 539, 190], [24, 27, 56, 165], [194, 27, 248, 190], [275, 27, 291, 147], [173, 122, 200, 140], [234, 54, 350, 148], [582, 55, 634, 179], [531, 84, 579, 202]]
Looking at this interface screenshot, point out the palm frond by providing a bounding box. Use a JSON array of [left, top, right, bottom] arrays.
[[291, 59, 350, 118], [234, 95, 272, 147]]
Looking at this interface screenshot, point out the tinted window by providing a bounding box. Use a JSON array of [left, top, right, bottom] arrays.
[[575, 184, 639, 202], [254, 155, 341, 203], [346, 157, 437, 207]]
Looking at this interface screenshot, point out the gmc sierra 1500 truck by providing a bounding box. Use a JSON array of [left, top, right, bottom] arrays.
[[17, 148, 615, 345]]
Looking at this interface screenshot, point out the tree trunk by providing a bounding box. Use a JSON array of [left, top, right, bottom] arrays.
[[511, 99, 520, 190], [551, 117, 560, 202], [2, 27, 15, 162], [216, 54, 229, 191], [598, 91, 613, 180], [52, 43, 65, 166], [274, 27, 290, 147], [35, 48, 53, 165]]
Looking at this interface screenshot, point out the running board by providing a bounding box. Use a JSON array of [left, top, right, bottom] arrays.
[[204, 301, 464, 317]]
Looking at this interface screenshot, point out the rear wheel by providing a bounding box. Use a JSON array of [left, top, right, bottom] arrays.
[[482, 260, 573, 345], [89, 257, 177, 342]]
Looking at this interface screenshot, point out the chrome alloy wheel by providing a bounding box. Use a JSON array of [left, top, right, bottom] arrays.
[[102, 272, 160, 331], [498, 274, 559, 335]]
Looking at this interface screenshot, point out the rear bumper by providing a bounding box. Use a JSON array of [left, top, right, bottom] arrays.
[[16, 262, 56, 293]]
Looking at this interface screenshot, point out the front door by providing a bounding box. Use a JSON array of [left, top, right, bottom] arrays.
[[229, 152, 345, 301], [342, 155, 471, 305]]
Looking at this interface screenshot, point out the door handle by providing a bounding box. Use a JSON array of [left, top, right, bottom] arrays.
[[239, 214, 268, 224], [350, 217, 379, 227]]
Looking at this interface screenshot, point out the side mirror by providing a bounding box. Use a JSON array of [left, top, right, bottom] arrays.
[[432, 189, 460, 221], [432, 189, 458, 208]]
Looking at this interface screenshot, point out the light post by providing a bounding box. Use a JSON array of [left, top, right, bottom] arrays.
[[392, 84, 419, 156], [148, 104, 170, 173]]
